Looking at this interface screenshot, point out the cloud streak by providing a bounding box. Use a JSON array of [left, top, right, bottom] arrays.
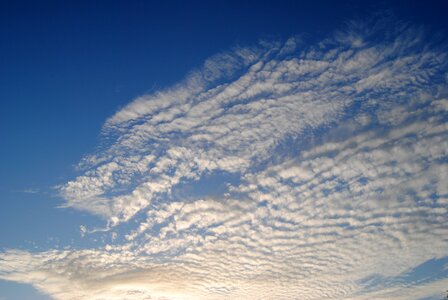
[[1, 15, 447, 299]]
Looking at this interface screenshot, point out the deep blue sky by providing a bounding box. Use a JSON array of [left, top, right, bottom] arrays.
[[0, 1, 447, 299], [1, 0, 447, 193]]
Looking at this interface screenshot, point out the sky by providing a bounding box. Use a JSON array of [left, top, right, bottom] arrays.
[[1, 1, 448, 299]]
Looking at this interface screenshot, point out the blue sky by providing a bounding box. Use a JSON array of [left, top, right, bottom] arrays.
[[1, 1, 448, 299]]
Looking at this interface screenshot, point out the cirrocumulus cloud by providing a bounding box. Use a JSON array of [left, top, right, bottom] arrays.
[[1, 15, 448, 300]]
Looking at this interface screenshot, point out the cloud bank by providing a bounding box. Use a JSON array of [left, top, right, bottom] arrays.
[[1, 16, 448, 299]]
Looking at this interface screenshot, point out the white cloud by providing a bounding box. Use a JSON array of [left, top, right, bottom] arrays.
[[59, 16, 446, 228], [1, 16, 447, 300]]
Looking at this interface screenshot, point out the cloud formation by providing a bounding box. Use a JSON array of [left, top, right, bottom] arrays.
[[1, 16, 447, 299]]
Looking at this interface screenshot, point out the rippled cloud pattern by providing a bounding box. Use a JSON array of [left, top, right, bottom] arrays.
[[1, 16, 448, 300]]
